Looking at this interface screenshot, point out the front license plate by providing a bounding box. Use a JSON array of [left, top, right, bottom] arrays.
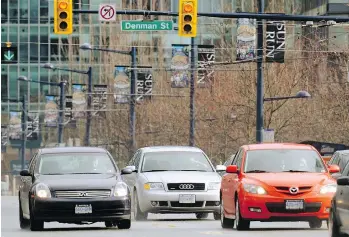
[[285, 200, 304, 210], [75, 204, 92, 214], [179, 194, 196, 203]]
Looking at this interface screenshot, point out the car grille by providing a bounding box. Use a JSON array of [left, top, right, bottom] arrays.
[[274, 186, 312, 195], [54, 190, 111, 199], [170, 201, 204, 207], [167, 183, 205, 191], [265, 202, 321, 213]]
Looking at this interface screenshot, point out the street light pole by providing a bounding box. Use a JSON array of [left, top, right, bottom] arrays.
[[189, 37, 196, 146], [256, 0, 265, 143], [84, 66, 93, 146], [130, 47, 137, 152], [58, 81, 66, 144], [20, 94, 27, 170]]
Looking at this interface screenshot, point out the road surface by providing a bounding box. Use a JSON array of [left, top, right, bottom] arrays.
[[2, 196, 330, 237]]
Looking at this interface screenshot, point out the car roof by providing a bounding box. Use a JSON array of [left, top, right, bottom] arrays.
[[141, 146, 204, 153], [243, 143, 316, 151], [39, 146, 109, 154], [336, 150, 349, 155]]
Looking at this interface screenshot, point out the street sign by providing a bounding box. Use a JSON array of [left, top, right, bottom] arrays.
[[10, 160, 29, 175], [121, 20, 173, 31], [99, 4, 116, 22], [1, 46, 17, 64]]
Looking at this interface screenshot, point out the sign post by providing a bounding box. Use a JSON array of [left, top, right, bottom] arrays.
[[121, 20, 173, 31]]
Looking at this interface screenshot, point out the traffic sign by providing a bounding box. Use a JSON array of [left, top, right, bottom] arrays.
[[121, 20, 173, 31], [10, 160, 29, 175], [99, 4, 116, 22], [1, 46, 17, 64]]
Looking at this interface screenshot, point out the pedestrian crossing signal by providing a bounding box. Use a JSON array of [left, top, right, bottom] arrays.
[[178, 0, 198, 37], [54, 0, 73, 34]]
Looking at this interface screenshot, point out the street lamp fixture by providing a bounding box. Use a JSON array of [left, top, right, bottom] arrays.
[[80, 43, 93, 51], [42, 63, 55, 70], [17, 76, 29, 82], [263, 90, 311, 102]]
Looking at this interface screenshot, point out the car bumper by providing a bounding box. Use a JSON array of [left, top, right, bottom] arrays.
[[138, 189, 220, 213], [239, 194, 332, 222], [32, 197, 131, 222]]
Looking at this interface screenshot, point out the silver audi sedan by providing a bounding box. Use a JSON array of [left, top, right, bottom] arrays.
[[121, 146, 226, 220]]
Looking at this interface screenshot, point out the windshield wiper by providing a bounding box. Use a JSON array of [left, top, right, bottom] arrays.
[[68, 172, 105, 174], [175, 170, 207, 172], [245, 170, 268, 173], [283, 170, 309, 173], [143, 170, 168, 172]]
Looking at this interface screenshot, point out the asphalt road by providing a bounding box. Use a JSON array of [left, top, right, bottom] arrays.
[[2, 196, 330, 237]]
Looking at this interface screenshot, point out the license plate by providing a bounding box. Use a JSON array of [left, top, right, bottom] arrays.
[[179, 194, 195, 203], [285, 200, 304, 210], [75, 204, 92, 214]]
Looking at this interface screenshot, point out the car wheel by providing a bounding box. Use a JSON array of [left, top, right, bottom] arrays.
[[117, 219, 131, 229], [213, 212, 220, 220], [195, 213, 209, 219], [134, 190, 148, 221], [309, 219, 322, 229], [29, 200, 44, 231], [220, 198, 234, 229], [19, 199, 29, 229], [235, 197, 250, 231], [329, 210, 343, 237]]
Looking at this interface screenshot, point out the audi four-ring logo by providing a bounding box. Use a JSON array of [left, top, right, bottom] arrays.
[[289, 187, 299, 194], [179, 184, 195, 190]]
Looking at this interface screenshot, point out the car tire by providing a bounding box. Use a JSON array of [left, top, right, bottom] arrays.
[[19, 199, 29, 229], [220, 198, 234, 229], [213, 212, 220, 220], [117, 219, 131, 229], [235, 197, 250, 231], [134, 190, 148, 221], [309, 219, 322, 229], [329, 209, 343, 237], [29, 200, 44, 231], [195, 213, 209, 219]]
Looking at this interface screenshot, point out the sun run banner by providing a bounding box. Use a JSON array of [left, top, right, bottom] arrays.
[[265, 21, 286, 63], [92, 85, 108, 117], [64, 95, 76, 127], [8, 111, 21, 140], [236, 18, 257, 61], [44, 95, 58, 127], [136, 66, 153, 102], [72, 84, 87, 119], [171, 44, 190, 88], [114, 66, 130, 104], [197, 45, 215, 88], [27, 112, 39, 140], [1, 125, 8, 147]]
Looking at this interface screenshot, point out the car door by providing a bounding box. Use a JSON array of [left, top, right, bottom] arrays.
[[122, 150, 141, 193], [337, 163, 349, 227], [21, 153, 38, 215], [231, 149, 245, 215]]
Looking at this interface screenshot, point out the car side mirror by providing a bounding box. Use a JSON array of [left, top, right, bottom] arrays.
[[124, 166, 136, 172], [328, 164, 340, 174], [19, 170, 31, 176], [337, 177, 349, 186], [226, 165, 238, 174], [121, 168, 133, 175], [216, 165, 226, 172]]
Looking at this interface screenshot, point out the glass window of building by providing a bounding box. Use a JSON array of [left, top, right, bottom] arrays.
[[39, 0, 49, 24], [30, 26, 39, 62], [30, 0, 39, 23], [9, 0, 18, 24], [1, 0, 8, 24], [19, 26, 29, 63], [40, 26, 49, 62], [8, 65, 18, 98], [30, 66, 39, 103], [19, 0, 28, 24]]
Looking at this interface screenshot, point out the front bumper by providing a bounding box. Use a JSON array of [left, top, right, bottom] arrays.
[[239, 194, 332, 222], [32, 197, 131, 222], [138, 189, 220, 213]]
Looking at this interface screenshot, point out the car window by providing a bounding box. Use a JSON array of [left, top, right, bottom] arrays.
[[35, 152, 118, 175], [224, 154, 235, 166], [232, 149, 242, 165], [243, 149, 326, 173], [338, 155, 349, 172], [236, 150, 244, 169], [134, 152, 142, 170], [128, 150, 139, 166], [141, 151, 214, 172], [343, 162, 349, 176]]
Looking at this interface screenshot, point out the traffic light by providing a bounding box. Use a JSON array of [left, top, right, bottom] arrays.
[[178, 0, 198, 37], [54, 0, 73, 35]]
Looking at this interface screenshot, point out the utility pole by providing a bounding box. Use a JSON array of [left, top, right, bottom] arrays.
[[58, 81, 66, 144], [256, 0, 265, 143], [189, 37, 196, 146], [20, 95, 27, 170], [130, 47, 137, 153], [84, 66, 93, 146]]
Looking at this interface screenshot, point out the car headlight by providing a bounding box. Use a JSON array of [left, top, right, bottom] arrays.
[[144, 182, 164, 190], [113, 182, 128, 197], [35, 183, 51, 198], [208, 182, 220, 190], [243, 184, 267, 195], [320, 184, 337, 194]]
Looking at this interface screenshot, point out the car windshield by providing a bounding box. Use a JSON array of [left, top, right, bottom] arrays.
[[37, 153, 117, 175], [142, 151, 214, 172], [244, 149, 326, 173]]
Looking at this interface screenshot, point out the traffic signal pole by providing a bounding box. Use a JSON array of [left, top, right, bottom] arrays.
[[20, 95, 27, 171], [189, 36, 195, 147]]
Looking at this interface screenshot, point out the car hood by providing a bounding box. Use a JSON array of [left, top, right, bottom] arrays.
[[245, 172, 334, 187], [35, 173, 119, 190], [142, 171, 221, 183]]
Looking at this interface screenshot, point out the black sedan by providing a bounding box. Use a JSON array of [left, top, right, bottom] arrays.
[[18, 147, 133, 231], [329, 162, 349, 237]]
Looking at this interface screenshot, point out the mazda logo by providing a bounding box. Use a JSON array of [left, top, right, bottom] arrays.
[[289, 187, 299, 194], [79, 192, 87, 197], [179, 184, 195, 190]]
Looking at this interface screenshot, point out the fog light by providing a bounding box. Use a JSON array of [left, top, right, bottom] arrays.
[[215, 201, 220, 206], [151, 201, 159, 207], [249, 207, 262, 213]]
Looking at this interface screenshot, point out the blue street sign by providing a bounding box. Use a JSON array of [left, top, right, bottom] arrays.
[[10, 160, 29, 175]]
